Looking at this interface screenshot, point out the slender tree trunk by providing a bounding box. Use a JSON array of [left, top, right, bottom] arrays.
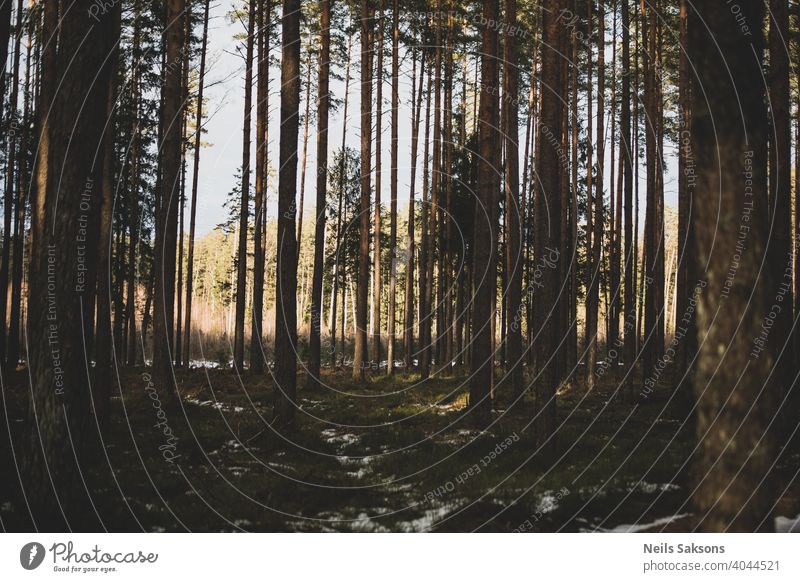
[[371, 0, 384, 365], [387, 0, 399, 375], [641, 0, 664, 393], [418, 56, 432, 377], [353, 0, 373, 380], [93, 2, 122, 420], [7, 15, 32, 370], [0, 0, 24, 367], [674, 0, 693, 396], [153, 0, 187, 402], [274, 0, 301, 424], [689, 0, 777, 531], [126, 29, 142, 368], [184, 0, 211, 367], [308, 0, 331, 389], [404, 48, 424, 371], [296, 51, 312, 258], [423, 4, 443, 379], [587, 0, 604, 391], [469, 0, 499, 424], [330, 35, 351, 367], [503, 0, 522, 396], [622, 0, 635, 396], [234, 0, 256, 371], [533, 0, 564, 444]]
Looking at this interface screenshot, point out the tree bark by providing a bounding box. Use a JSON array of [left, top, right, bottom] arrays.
[[23, 0, 117, 530], [184, 0, 211, 368], [274, 0, 301, 424], [234, 0, 256, 371], [689, 0, 777, 531], [308, 0, 331, 389], [469, 0, 500, 425], [532, 0, 564, 443], [387, 0, 399, 375], [503, 0, 522, 396], [153, 0, 187, 401], [353, 0, 373, 380]]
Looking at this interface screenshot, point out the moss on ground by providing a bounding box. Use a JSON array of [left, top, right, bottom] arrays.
[[1, 366, 797, 532]]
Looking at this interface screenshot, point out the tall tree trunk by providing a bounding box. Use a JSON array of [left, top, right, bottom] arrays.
[[234, 0, 256, 371], [296, 51, 312, 258], [674, 0, 693, 397], [404, 49, 424, 371], [532, 0, 564, 443], [641, 0, 664, 394], [689, 0, 777, 532], [308, 0, 331, 389], [503, 0, 522, 396], [184, 0, 211, 367], [469, 0, 499, 424], [175, 7, 192, 367], [93, 1, 122, 420], [353, 0, 373, 380], [329, 35, 351, 368], [767, 0, 793, 418], [23, 0, 116, 530], [387, 0, 399, 375], [7, 13, 32, 370], [418, 54, 431, 378], [0, 0, 24, 367], [423, 4, 443, 379], [622, 0, 635, 396], [274, 0, 301, 423], [153, 0, 186, 401], [371, 0, 384, 365], [250, 0, 270, 374], [587, 0, 604, 391]]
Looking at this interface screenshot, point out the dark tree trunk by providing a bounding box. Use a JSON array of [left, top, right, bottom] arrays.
[[353, 0, 373, 380], [469, 0, 499, 425], [689, 0, 777, 532], [403, 51, 425, 373], [641, 0, 665, 394], [308, 0, 331, 389], [184, 0, 211, 367], [586, 0, 604, 391], [503, 0, 522, 396], [403, 49, 424, 371], [767, 0, 793, 417], [274, 0, 301, 424], [674, 0, 694, 398], [153, 0, 187, 401], [622, 0, 635, 397], [0, 0, 23, 368], [329, 36, 351, 367], [532, 0, 563, 444], [93, 1, 122, 420], [23, 0, 117, 530], [387, 0, 399, 375], [371, 0, 384, 366], [234, 0, 256, 371]]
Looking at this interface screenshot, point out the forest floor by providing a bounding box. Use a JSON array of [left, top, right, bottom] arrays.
[[1, 365, 799, 532]]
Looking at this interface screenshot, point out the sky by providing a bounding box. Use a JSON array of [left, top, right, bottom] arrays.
[[191, 2, 680, 237]]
